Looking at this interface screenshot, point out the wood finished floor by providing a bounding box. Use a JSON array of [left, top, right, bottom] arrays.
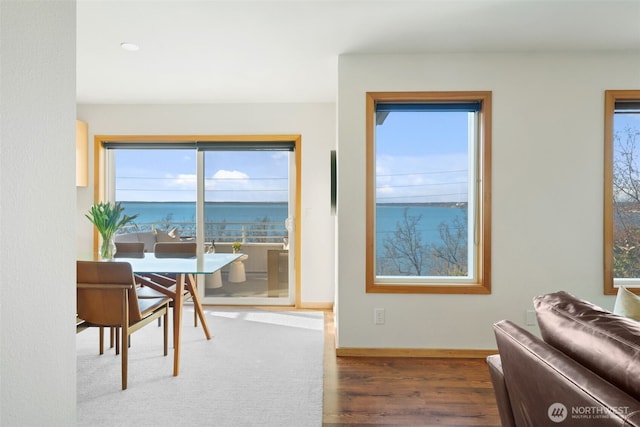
[[322, 311, 501, 426]]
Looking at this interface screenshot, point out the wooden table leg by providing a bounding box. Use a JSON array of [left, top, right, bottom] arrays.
[[187, 273, 211, 340], [173, 274, 184, 376]]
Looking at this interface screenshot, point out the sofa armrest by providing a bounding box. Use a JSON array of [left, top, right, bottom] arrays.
[[486, 354, 516, 427]]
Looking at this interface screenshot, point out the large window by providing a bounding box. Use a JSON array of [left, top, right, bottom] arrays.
[[604, 90, 640, 294], [366, 92, 491, 294]]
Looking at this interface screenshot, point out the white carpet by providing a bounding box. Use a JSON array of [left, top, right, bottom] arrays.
[[77, 307, 324, 427]]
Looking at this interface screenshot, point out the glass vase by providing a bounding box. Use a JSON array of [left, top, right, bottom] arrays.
[[100, 235, 117, 260]]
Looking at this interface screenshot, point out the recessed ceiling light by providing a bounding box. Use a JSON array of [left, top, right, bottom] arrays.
[[120, 42, 140, 52]]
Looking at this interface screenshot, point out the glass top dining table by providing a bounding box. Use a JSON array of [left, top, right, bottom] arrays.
[[78, 252, 242, 376], [112, 252, 242, 274]]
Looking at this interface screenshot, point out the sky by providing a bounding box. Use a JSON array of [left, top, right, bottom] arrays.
[[114, 110, 472, 204], [112, 108, 640, 205], [375, 111, 471, 204], [115, 149, 289, 202]]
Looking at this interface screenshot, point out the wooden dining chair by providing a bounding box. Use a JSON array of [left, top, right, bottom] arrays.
[[137, 242, 209, 337], [89, 242, 145, 351], [114, 241, 145, 258], [76, 261, 172, 390], [153, 241, 197, 258]]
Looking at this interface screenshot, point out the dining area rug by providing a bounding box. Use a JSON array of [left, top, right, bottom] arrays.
[[76, 307, 324, 426]]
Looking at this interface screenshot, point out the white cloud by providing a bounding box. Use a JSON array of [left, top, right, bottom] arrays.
[[205, 170, 253, 199], [172, 173, 197, 186], [212, 169, 249, 181]]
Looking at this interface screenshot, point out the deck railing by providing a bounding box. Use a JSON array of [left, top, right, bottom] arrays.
[[119, 221, 288, 245]]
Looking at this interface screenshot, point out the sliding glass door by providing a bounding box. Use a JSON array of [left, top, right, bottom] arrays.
[[200, 148, 292, 304], [104, 137, 296, 305]]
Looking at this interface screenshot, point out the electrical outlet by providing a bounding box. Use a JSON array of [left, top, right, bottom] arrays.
[[526, 309, 537, 326], [374, 308, 385, 325]]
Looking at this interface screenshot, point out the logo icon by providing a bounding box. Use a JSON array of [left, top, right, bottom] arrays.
[[548, 402, 567, 423]]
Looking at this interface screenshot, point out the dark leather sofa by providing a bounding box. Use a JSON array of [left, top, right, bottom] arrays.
[[487, 291, 640, 426]]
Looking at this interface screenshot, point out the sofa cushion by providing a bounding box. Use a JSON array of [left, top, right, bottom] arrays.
[[614, 286, 640, 322], [136, 231, 157, 252], [114, 231, 156, 252], [534, 291, 640, 400]]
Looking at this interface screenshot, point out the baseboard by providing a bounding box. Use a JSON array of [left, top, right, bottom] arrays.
[[298, 302, 334, 310], [335, 347, 497, 358]]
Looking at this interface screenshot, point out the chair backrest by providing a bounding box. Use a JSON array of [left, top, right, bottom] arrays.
[[154, 242, 197, 258], [115, 242, 145, 258], [77, 261, 143, 325]]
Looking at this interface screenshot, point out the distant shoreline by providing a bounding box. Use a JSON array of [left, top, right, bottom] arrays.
[[377, 202, 467, 208], [122, 201, 466, 207], [121, 201, 288, 205]]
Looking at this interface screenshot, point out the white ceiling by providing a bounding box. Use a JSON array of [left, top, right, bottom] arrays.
[[77, 0, 640, 104]]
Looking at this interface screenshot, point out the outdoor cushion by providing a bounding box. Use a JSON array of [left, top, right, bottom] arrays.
[[614, 286, 640, 322]]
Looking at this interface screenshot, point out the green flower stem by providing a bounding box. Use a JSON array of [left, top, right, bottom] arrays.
[[86, 202, 138, 258]]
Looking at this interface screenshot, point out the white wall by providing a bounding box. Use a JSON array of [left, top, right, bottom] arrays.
[[76, 103, 336, 304], [0, 1, 77, 424], [336, 52, 640, 350]]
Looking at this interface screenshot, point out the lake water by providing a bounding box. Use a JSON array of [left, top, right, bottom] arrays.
[[376, 204, 466, 246], [119, 201, 466, 250], [121, 201, 290, 225]]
